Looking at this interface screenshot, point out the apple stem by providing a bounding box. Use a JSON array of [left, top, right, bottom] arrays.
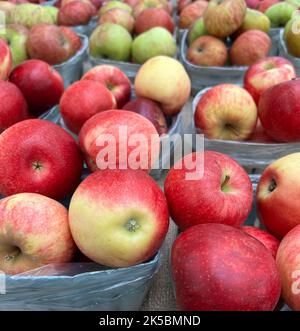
[[268, 179, 277, 192], [221, 175, 230, 191], [4, 248, 20, 261], [125, 219, 141, 232]]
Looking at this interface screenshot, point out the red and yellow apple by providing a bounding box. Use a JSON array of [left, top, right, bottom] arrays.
[[58, 0, 95, 26], [99, 8, 135, 33], [179, 0, 208, 29], [0, 39, 12, 80]]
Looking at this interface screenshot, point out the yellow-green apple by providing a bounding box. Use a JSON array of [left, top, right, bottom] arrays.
[[58, 0, 95, 26], [99, 0, 132, 15], [265, 2, 295, 28], [284, 16, 300, 57], [257, 153, 300, 238], [258, 79, 300, 142], [0, 119, 83, 199], [26, 24, 82, 65], [9, 59, 64, 117], [179, 0, 208, 29], [60, 80, 117, 134], [0, 39, 12, 80], [122, 97, 168, 135], [0, 1, 16, 24], [134, 56, 191, 116], [0, 81, 28, 132], [164, 151, 253, 230], [237, 8, 271, 34], [82, 65, 131, 108], [194, 84, 258, 141], [134, 8, 174, 34], [242, 226, 280, 258], [89, 23, 132, 62], [177, 0, 192, 14], [230, 30, 271, 66], [203, 0, 246, 38], [257, 0, 279, 12], [133, 0, 170, 19], [276, 224, 300, 310], [0, 193, 76, 275], [79, 109, 160, 171], [188, 17, 208, 45], [244, 56, 296, 105], [132, 27, 176, 64], [69, 169, 169, 267], [99, 8, 135, 33], [187, 35, 228, 67], [172, 223, 281, 310]]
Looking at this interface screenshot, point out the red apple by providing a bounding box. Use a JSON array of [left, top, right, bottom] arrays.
[[177, 0, 192, 14], [133, 0, 170, 18], [0, 81, 29, 132], [134, 8, 174, 34], [69, 169, 169, 267], [0, 39, 12, 80], [0, 119, 83, 200], [258, 0, 279, 12], [123, 98, 168, 135], [164, 151, 253, 230], [245, 0, 260, 9], [82, 65, 131, 108], [58, 0, 95, 26], [0, 193, 76, 275], [79, 109, 160, 172], [179, 0, 208, 29], [276, 224, 300, 311], [172, 223, 281, 311], [9, 60, 64, 117], [258, 79, 300, 142], [230, 30, 271, 66], [26, 24, 82, 65], [244, 56, 296, 105], [60, 80, 117, 134], [99, 8, 135, 33], [124, 0, 139, 7], [242, 226, 280, 258]]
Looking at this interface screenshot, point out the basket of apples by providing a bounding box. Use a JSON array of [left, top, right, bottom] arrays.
[[88, 0, 177, 80]]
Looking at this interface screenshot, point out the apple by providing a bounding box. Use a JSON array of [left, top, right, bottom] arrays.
[[249, 119, 276, 143], [0, 81, 28, 132], [0, 38, 12, 80], [258, 79, 300, 142], [133, 0, 170, 19], [245, 0, 260, 9], [265, 2, 296, 28], [89, 0, 104, 9], [26, 24, 82, 65], [99, 0, 132, 15], [134, 8, 174, 35], [258, 0, 279, 12], [179, 0, 208, 29], [172, 223, 281, 310], [99, 8, 135, 33], [0, 119, 83, 199], [135, 56, 191, 116], [187, 35, 228, 67], [194, 84, 257, 141], [230, 30, 271, 66], [244, 56, 296, 105], [276, 224, 300, 310], [60, 80, 117, 134], [69, 169, 169, 267], [60, 0, 96, 13], [43, 5, 59, 23], [58, 0, 94, 26], [242, 226, 280, 258], [187, 17, 208, 45], [177, 0, 192, 14], [132, 27, 176, 64], [203, 0, 246, 38], [9, 59, 64, 116], [237, 8, 271, 34], [123, 97, 168, 135], [284, 16, 300, 57], [0, 1, 16, 24], [0, 193, 76, 275], [89, 23, 132, 62], [82, 65, 131, 108]]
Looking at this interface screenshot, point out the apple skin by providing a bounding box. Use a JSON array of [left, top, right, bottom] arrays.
[[134, 56, 191, 116], [0, 39, 12, 80], [0, 119, 83, 200], [0, 81, 29, 132], [172, 223, 281, 311], [188, 17, 208, 45], [249, 119, 276, 143], [257, 0, 279, 13], [9, 59, 64, 117], [0, 193, 76, 275], [245, 0, 260, 9], [244, 56, 296, 105], [237, 8, 271, 34], [122, 97, 168, 135], [134, 8, 174, 35], [133, 0, 170, 19], [284, 16, 300, 57], [58, 0, 94, 26], [242, 226, 280, 258], [195, 84, 258, 141], [69, 169, 169, 267], [258, 79, 300, 142], [26, 24, 82, 65], [276, 224, 300, 311], [79, 109, 160, 171], [177, 0, 192, 14], [82, 65, 131, 108], [187, 35, 228, 67], [230, 30, 271, 66], [99, 8, 135, 33], [0, 1, 16, 24], [265, 2, 295, 28], [99, 0, 132, 16], [179, 0, 208, 29], [124, 0, 139, 7], [203, 0, 246, 38], [164, 151, 253, 230], [257, 153, 300, 239]]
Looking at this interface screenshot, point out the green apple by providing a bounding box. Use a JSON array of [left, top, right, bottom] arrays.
[[285, 0, 300, 7], [265, 2, 296, 28], [0, 1, 15, 24], [0, 24, 29, 67], [89, 23, 132, 61], [43, 6, 59, 24], [99, 1, 132, 16], [188, 18, 208, 46], [284, 16, 300, 56], [131, 27, 176, 64], [239, 9, 271, 34]]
